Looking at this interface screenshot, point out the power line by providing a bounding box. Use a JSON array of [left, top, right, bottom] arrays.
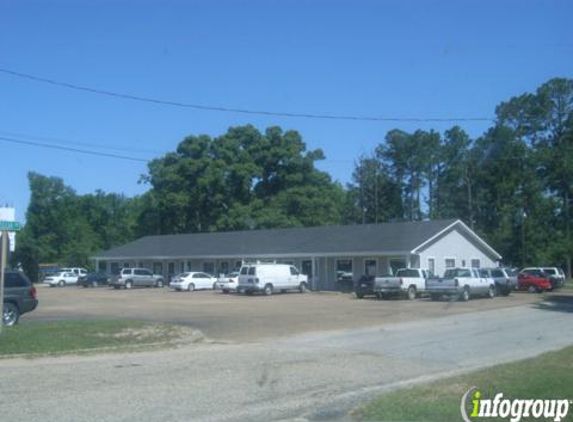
[[0, 67, 495, 123], [0, 136, 149, 163], [0, 130, 164, 155]]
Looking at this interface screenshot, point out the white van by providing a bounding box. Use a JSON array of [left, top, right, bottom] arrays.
[[237, 263, 308, 295]]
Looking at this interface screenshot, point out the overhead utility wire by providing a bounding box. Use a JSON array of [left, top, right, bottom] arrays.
[[0, 136, 149, 163], [0, 67, 494, 123]]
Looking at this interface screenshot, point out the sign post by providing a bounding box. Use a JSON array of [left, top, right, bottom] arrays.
[[0, 221, 20, 332]]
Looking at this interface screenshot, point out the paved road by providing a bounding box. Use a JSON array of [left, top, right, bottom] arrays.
[[2, 297, 573, 422]]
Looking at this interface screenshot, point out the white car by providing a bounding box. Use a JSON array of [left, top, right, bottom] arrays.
[[217, 271, 240, 293], [170, 272, 217, 292], [61, 267, 88, 277], [44, 271, 79, 287]]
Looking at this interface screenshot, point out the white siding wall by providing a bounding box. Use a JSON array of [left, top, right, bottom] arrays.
[[418, 229, 497, 277]]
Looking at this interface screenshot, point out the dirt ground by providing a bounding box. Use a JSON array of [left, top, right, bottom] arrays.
[[25, 283, 561, 342]]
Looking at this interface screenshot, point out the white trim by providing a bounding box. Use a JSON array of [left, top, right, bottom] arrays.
[[411, 219, 502, 260]]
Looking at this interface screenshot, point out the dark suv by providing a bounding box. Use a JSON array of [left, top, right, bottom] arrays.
[[78, 272, 111, 288], [3, 270, 38, 326]]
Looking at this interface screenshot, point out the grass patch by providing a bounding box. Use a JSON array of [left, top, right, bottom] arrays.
[[0, 320, 201, 357], [354, 346, 573, 421]]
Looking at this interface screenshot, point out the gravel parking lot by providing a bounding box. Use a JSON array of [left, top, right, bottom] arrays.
[[26, 284, 555, 342]]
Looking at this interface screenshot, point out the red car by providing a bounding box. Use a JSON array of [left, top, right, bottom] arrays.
[[517, 269, 552, 293]]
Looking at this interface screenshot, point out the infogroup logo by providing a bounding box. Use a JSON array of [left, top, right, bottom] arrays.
[[461, 387, 571, 422]]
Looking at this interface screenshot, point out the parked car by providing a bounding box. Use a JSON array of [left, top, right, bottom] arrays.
[[78, 272, 111, 288], [61, 267, 88, 277], [44, 271, 79, 287], [355, 275, 376, 299], [170, 272, 217, 292], [110, 268, 164, 289], [216, 271, 240, 293], [426, 267, 495, 301], [237, 263, 308, 295], [373, 268, 432, 300], [541, 267, 566, 289], [479, 267, 517, 296], [3, 270, 38, 326], [517, 269, 552, 293]]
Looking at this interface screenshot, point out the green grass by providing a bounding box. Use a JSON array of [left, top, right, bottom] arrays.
[[0, 320, 197, 357], [354, 346, 573, 422]]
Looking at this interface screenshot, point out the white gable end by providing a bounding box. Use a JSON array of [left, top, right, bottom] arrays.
[[416, 227, 499, 277]]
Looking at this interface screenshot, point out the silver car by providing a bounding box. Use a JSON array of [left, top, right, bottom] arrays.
[[111, 268, 164, 290]]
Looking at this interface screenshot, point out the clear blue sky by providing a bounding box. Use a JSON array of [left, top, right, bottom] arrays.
[[1, 0, 571, 222]]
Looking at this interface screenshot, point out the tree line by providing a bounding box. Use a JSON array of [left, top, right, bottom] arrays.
[[13, 78, 572, 281]]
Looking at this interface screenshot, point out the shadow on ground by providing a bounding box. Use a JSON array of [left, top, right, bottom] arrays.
[[532, 294, 573, 313]]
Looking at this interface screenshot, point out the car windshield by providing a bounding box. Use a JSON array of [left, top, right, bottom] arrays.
[[4, 3, 572, 422]]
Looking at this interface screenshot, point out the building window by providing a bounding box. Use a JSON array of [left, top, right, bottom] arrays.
[[336, 259, 353, 281], [471, 259, 481, 268], [427, 258, 435, 275], [202, 262, 215, 275], [445, 258, 456, 269], [153, 262, 163, 274]]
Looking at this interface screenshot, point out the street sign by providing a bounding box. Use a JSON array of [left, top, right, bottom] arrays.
[[0, 221, 20, 231]]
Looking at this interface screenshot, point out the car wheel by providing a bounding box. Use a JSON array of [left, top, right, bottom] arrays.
[[527, 284, 538, 294], [299, 282, 308, 293], [460, 287, 470, 302], [125, 280, 133, 290], [2, 302, 19, 326], [407, 285, 417, 300], [188, 283, 195, 292], [263, 284, 273, 296], [156, 279, 164, 288], [488, 285, 495, 299], [58, 280, 65, 287]]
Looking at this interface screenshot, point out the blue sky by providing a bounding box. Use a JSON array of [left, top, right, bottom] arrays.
[[1, 0, 571, 222]]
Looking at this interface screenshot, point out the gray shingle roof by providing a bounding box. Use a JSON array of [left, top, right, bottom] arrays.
[[96, 219, 461, 259]]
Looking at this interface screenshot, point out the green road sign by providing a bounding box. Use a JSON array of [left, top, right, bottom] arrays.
[[0, 221, 21, 231]]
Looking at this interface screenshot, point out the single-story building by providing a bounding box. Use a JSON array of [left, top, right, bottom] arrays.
[[93, 219, 501, 291]]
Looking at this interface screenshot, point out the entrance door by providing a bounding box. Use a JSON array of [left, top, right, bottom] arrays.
[[364, 259, 377, 276]]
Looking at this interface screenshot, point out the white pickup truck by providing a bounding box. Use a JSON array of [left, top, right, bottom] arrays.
[[373, 268, 432, 300], [426, 267, 496, 301]]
